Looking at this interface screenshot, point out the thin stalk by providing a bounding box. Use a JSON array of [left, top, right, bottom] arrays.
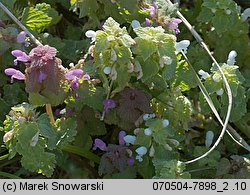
[[0, 2, 42, 46], [46, 104, 55, 125]]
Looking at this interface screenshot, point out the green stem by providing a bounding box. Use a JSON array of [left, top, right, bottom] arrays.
[[0, 171, 22, 179], [46, 104, 55, 125], [63, 145, 100, 164]]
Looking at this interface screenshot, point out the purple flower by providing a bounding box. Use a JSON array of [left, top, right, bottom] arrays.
[[70, 78, 79, 91], [5, 68, 25, 83], [145, 18, 151, 26], [119, 131, 126, 145], [74, 93, 80, 101], [11, 50, 30, 65], [25, 41, 30, 47], [153, 1, 157, 9], [93, 138, 107, 151], [144, 2, 157, 19], [16, 31, 27, 43], [65, 69, 84, 80], [127, 158, 135, 165], [38, 71, 47, 83], [0, 20, 3, 27], [29, 45, 57, 62], [65, 69, 84, 91], [83, 74, 90, 80], [100, 21, 104, 29], [103, 99, 116, 113], [167, 18, 182, 34]]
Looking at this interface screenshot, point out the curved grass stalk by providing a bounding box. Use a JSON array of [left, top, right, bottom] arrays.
[[164, 0, 250, 163]]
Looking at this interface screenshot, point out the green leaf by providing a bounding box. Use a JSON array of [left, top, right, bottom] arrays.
[[173, 61, 198, 91], [114, 46, 133, 65], [21, 7, 52, 33], [0, 40, 11, 55], [216, 158, 231, 176], [29, 89, 66, 107], [211, 11, 231, 34], [95, 31, 109, 53], [134, 128, 152, 148], [0, 98, 10, 123], [193, 146, 221, 167], [55, 117, 77, 148], [158, 42, 177, 80], [137, 156, 154, 178], [37, 114, 58, 150], [77, 0, 98, 18], [103, 17, 122, 34], [35, 3, 62, 25], [153, 159, 190, 179], [111, 64, 131, 95], [116, 0, 138, 13], [137, 57, 159, 82], [3, 83, 27, 105], [75, 107, 106, 148], [235, 113, 250, 138], [15, 123, 56, 177], [71, 81, 106, 111], [133, 38, 157, 61]]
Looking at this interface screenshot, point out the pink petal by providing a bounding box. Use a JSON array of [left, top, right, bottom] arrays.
[[5, 68, 18, 76], [16, 31, 27, 43], [65, 69, 83, 80]]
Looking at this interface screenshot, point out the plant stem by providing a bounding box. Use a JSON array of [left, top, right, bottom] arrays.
[[0, 2, 42, 46], [46, 104, 55, 125]]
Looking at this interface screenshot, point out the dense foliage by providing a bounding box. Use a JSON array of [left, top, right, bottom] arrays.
[[0, 0, 249, 179]]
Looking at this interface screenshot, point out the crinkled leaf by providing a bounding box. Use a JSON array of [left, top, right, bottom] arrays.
[[35, 3, 62, 25], [71, 82, 106, 111], [37, 114, 58, 150], [21, 7, 52, 33], [193, 146, 221, 167], [15, 123, 56, 177], [133, 38, 157, 61], [173, 61, 198, 91], [55, 118, 77, 148], [137, 57, 159, 82]]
